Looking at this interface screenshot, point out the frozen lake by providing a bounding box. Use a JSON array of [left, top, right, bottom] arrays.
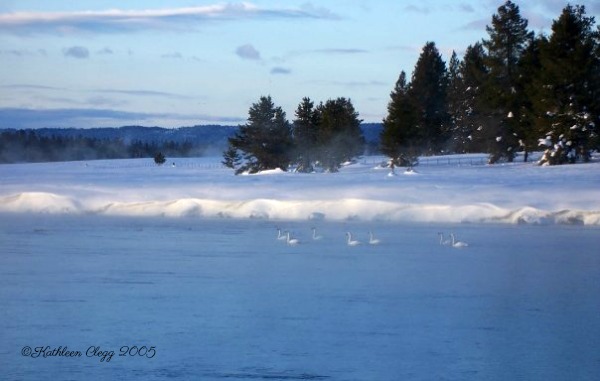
[[1, 214, 599, 380]]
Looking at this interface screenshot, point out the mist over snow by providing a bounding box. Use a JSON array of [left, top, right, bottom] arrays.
[[1, 154, 599, 225]]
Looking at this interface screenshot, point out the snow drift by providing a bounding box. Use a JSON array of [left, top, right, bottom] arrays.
[[0, 155, 599, 225], [0, 191, 598, 225]]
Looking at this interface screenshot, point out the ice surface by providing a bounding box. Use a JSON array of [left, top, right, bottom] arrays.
[[0, 154, 599, 225], [1, 215, 599, 380]]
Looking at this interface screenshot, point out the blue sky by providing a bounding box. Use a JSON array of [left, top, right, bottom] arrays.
[[1, 0, 598, 128]]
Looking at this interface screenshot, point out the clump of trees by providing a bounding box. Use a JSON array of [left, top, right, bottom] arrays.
[[223, 95, 365, 174], [381, 1, 599, 166]]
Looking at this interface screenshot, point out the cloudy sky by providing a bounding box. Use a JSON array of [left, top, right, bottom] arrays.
[[0, 0, 598, 128]]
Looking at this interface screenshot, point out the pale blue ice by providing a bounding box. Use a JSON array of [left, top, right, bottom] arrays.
[[1, 214, 599, 380]]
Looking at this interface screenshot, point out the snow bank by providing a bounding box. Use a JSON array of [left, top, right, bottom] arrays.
[[1, 192, 599, 226], [1, 155, 599, 225], [0, 192, 80, 214]]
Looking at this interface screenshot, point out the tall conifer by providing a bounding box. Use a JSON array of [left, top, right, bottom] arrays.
[[292, 97, 319, 172], [482, 0, 532, 163], [535, 5, 600, 164], [223, 95, 293, 174], [381, 71, 419, 168], [408, 41, 449, 155]]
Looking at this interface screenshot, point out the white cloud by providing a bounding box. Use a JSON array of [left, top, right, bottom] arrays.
[[0, 3, 339, 35]]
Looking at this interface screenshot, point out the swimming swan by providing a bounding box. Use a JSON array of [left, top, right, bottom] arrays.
[[450, 233, 468, 248], [438, 232, 451, 246], [346, 232, 361, 246], [276, 228, 287, 240], [286, 231, 300, 246], [369, 231, 380, 245], [312, 227, 323, 240]]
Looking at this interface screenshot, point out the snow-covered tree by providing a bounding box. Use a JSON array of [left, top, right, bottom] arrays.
[[535, 5, 599, 165]]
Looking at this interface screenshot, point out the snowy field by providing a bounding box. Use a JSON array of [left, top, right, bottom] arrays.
[[1, 154, 600, 380]]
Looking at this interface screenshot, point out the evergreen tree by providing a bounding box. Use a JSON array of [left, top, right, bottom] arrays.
[[516, 34, 545, 162], [315, 97, 365, 172], [482, 0, 532, 163], [292, 97, 319, 172], [380, 71, 419, 169], [455, 43, 489, 153], [408, 41, 449, 155], [222, 145, 241, 169], [446, 50, 467, 152], [154, 152, 166, 165], [223, 95, 293, 174], [535, 5, 599, 165]]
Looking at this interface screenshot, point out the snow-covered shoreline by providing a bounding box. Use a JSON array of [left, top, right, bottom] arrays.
[[1, 154, 599, 225]]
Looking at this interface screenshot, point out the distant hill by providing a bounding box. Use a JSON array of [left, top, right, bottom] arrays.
[[30, 125, 239, 147]]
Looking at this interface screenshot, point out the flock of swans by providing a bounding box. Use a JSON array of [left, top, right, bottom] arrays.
[[276, 227, 381, 246], [438, 232, 469, 248], [276, 227, 469, 248]]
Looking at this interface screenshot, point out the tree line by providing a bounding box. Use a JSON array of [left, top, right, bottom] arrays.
[[225, 2, 599, 173], [382, 2, 599, 166], [0, 129, 204, 163]]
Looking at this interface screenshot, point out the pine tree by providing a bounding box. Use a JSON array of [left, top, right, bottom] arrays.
[[516, 34, 544, 162], [315, 97, 365, 172], [446, 51, 467, 152], [292, 97, 319, 172], [535, 5, 599, 165], [408, 41, 449, 155], [154, 152, 166, 165], [380, 71, 419, 169], [482, 0, 532, 163], [222, 145, 241, 169], [223, 95, 293, 174], [456, 43, 489, 153]]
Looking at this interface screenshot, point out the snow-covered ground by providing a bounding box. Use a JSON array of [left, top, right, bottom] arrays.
[[1, 153, 599, 225], [1, 155, 599, 380]]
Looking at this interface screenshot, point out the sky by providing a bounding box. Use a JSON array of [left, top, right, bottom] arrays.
[[0, 0, 599, 129]]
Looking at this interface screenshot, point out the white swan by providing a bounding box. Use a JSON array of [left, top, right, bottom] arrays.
[[286, 231, 300, 246], [346, 232, 361, 246], [450, 233, 468, 248], [438, 232, 451, 246], [311, 227, 323, 240], [368, 231, 380, 245], [276, 228, 287, 240]]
